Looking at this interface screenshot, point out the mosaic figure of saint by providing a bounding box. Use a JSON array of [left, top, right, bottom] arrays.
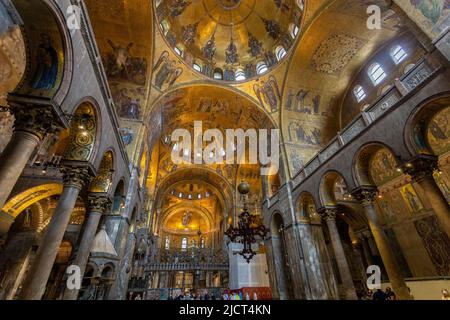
[[31, 33, 58, 90]]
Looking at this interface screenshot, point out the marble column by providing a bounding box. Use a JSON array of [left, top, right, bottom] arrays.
[[0, 106, 59, 210], [357, 232, 375, 267], [19, 166, 92, 300], [63, 194, 111, 300], [402, 155, 450, 238], [351, 241, 370, 291], [319, 208, 357, 300], [0, 231, 37, 300], [352, 187, 411, 300]]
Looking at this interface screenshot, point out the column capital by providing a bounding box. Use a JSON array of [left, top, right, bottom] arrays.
[[9, 103, 62, 140], [351, 186, 378, 207], [61, 164, 94, 190], [318, 207, 338, 222], [401, 154, 438, 182], [87, 193, 112, 214]]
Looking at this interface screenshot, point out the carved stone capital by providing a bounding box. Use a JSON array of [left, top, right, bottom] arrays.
[[318, 207, 338, 222], [10, 104, 61, 140], [87, 194, 112, 214], [351, 187, 378, 207], [401, 155, 438, 182], [61, 166, 94, 190]]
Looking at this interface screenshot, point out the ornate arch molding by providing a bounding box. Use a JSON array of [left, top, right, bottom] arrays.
[[403, 93, 450, 156], [296, 191, 319, 223], [89, 150, 115, 194], [159, 203, 214, 235], [268, 210, 288, 236], [8, 0, 73, 105], [149, 82, 280, 131], [154, 166, 235, 217], [1, 183, 62, 219], [64, 99, 99, 163], [319, 170, 350, 207], [352, 141, 401, 188]]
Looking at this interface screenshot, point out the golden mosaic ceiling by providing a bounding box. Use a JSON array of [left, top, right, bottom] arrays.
[[155, 0, 304, 82]]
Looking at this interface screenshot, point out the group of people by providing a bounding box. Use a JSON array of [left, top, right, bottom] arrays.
[[222, 291, 258, 301], [362, 288, 450, 300], [169, 291, 217, 300], [362, 287, 398, 300], [167, 289, 259, 301]]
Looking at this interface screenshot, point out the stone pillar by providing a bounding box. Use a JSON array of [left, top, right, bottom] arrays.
[[351, 240, 370, 292], [402, 155, 450, 238], [0, 106, 60, 210], [19, 166, 92, 300], [0, 211, 15, 245], [357, 232, 375, 267], [63, 194, 111, 300], [352, 187, 411, 300], [319, 208, 357, 300], [0, 231, 37, 300]]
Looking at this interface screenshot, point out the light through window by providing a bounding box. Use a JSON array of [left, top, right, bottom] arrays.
[[368, 63, 386, 86], [353, 85, 366, 102], [165, 236, 170, 250], [181, 237, 188, 251], [256, 62, 268, 75], [390, 45, 407, 65], [235, 69, 246, 81], [275, 46, 287, 61]]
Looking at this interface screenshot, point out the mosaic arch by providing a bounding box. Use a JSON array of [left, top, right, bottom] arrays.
[[11, 0, 67, 99], [1, 183, 63, 219], [90, 151, 115, 193], [64, 102, 97, 161]]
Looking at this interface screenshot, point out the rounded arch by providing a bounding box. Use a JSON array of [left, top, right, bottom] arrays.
[[352, 142, 400, 187], [100, 263, 115, 279], [111, 179, 126, 214], [1, 183, 62, 219], [89, 150, 115, 193], [159, 203, 214, 235], [128, 206, 138, 233], [404, 93, 450, 156], [63, 100, 99, 162], [296, 191, 320, 223], [10, 0, 73, 103], [150, 82, 280, 131], [154, 166, 235, 218], [319, 170, 350, 207]]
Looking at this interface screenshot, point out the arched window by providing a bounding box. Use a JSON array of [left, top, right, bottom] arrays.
[[165, 236, 170, 250], [275, 46, 287, 61], [256, 61, 268, 75], [390, 45, 407, 65], [200, 237, 205, 248], [160, 20, 170, 35], [235, 69, 246, 81], [213, 68, 223, 80], [353, 85, 366, 102], [368, 63, 386, 86], [193, 63, 202, 72], [289, 23, 299, 39], [181, 237, 188, 251], [174, 46, 183, 57]]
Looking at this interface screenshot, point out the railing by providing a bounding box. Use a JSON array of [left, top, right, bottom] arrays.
[[145, 248, 229, 272], [290, 57, 441, 189]]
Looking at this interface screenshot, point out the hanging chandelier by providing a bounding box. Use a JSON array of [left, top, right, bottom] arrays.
[[225, 181, 269, 263]]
